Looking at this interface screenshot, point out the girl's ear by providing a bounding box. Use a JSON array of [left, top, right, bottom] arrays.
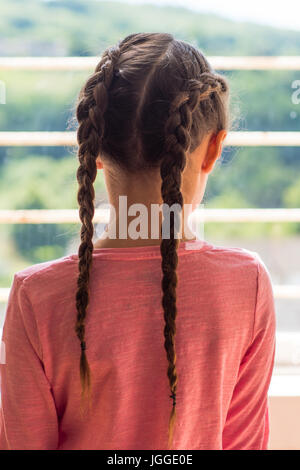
[[202, 130, 227, 174], [96, 156, 103, 170]]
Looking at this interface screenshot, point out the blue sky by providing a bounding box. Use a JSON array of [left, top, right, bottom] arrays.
[[102, 0, 300, 31]]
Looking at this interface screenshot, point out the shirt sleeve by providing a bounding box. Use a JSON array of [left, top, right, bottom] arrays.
[[222, 256, 276, 450], [0, 274, 59, 450]]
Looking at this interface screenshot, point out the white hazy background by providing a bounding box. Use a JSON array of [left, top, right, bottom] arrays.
[[101, 0, 300, 31]]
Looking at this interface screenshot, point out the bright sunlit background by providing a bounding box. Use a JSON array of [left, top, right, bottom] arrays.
[[0, 0, 300, 449], [108, 0, 300, 31]]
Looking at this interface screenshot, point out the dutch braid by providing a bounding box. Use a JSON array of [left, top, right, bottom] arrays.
[[160, 91, 191, 448], [161, 78, 226, 449], [75, 45, 121, 403]]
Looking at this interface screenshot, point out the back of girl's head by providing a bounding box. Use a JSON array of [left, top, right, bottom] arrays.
[[74, 32, 229, 450]]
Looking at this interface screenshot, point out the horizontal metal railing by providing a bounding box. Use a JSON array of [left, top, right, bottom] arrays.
[[1, 208, 300, 224], [1, 56, 300, 71], [1, 131, 300, 147]]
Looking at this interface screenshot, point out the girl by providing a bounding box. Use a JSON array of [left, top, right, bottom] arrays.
[[0, 32, 276, 450]]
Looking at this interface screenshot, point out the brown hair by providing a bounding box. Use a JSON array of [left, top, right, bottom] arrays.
[[74, 32, 229, 449]]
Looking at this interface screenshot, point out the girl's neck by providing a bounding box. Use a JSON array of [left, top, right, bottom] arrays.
[[93, 203, 197, 249], [93, 234, 197, 249]]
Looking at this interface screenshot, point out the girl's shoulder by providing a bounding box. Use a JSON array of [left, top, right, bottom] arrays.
[[186, 240, 273, 290], [13, 254, 74, 284], [11, 240, 270, 295], [186, 239, 266, 270]]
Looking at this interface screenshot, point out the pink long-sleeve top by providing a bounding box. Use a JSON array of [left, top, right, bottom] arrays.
[[0, 239, 276, 450]]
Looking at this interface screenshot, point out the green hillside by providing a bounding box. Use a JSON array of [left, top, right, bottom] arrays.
[[1, 0, 300, 56]]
